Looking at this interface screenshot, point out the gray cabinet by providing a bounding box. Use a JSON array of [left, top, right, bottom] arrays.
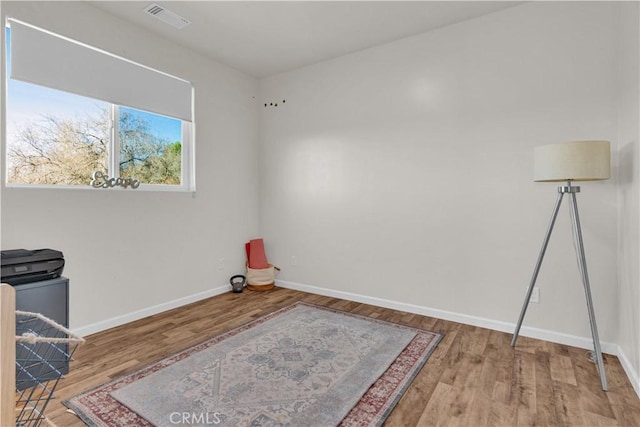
[[13, 276, 68, 327], [13, 277, 69, 389]]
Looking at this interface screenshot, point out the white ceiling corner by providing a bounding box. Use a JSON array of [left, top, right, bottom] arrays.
[[89, 1, 523, 78]]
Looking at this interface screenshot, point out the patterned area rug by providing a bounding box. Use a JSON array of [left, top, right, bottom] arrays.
[[64, 302, 442, 426]]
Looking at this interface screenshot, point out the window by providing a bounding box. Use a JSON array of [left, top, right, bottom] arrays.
[[117, 106, 185, 186], [4, 20, 194, 191]]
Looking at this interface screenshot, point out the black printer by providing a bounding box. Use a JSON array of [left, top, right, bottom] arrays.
[[1, 249, 65, 285]]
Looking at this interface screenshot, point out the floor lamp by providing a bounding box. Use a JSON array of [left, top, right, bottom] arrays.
[[511, 140, 610, 391]]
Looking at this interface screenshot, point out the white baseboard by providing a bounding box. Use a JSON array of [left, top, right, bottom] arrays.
[[617, 344, 640, 398], [277, 280, 620, 354], [72, 285, 231, 337]]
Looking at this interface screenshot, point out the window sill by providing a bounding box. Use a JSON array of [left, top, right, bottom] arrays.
[[4, 183, 196, 193]]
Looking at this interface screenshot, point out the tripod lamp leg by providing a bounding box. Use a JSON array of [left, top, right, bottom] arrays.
[[569, 192, 608, 391], [512, 191, 564, 347]]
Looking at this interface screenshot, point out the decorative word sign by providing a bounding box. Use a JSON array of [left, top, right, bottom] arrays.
[[90, 171, 140, 189]]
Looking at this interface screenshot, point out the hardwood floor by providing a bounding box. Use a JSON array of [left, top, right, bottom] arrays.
[[44, 287, 640, 426]]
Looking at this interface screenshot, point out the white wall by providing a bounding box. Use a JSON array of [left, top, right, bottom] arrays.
[[259, 2, 621, 343], [0, 0, 636, 393], [0, 2, 260, 330], [616, 2, 640, 393]]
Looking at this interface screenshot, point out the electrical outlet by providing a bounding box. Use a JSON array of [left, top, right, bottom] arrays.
[[291, 256, 297, 267], [529, 287, 540, 304], [218, 257, 225, 270]]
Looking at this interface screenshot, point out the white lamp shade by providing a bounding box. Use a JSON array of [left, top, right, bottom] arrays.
[[533, 140, 610, 182]]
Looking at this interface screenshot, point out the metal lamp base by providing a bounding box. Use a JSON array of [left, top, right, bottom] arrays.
[[511, 180, 608, 391]]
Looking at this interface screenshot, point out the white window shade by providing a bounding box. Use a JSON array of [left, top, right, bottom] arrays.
[[9, 19, 193, 122]]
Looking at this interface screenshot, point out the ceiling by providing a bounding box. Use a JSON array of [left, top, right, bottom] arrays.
[[91, 1, 522, 78]]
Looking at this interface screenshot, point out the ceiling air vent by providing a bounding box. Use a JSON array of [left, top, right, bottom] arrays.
[[143, 3, 191, 30]]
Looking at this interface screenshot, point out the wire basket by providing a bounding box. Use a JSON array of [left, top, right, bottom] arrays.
[[14, 310, 84, 427]]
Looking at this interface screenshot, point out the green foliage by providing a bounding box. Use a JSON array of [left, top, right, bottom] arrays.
[[7, 108, 181, 186], [118, 110, 182, 185]]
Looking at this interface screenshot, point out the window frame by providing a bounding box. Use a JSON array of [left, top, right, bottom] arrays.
[[2, 20, 196, 193], [107, 104, 195, 192]]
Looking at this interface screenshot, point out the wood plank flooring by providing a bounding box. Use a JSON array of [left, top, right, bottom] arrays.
[[42, 287, 639, 426]]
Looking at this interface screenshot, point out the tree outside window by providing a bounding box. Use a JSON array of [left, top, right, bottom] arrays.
[[6, 81, 184, 188], [5, 25, 191, 190]]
